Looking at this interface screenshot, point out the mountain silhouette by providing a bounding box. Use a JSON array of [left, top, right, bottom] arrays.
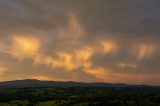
[[0, 79, 154, 89]]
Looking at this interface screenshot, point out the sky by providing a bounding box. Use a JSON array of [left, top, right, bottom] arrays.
[[0, 0, 160, 85]]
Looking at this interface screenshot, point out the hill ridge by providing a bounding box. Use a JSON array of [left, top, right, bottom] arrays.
[[0, 79, 157, 89]]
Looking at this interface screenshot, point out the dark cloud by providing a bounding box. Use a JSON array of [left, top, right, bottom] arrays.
[[0, 0, 160, 85]]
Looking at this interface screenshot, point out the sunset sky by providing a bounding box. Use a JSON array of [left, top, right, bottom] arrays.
[[0, 0, 160, 85]]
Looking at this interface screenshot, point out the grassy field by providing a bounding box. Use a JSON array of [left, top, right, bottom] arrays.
[[0, 87, 159, 106]]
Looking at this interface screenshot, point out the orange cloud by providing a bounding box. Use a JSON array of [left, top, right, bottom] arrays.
[[74, 47, 93, 68], [68, 12, 85, 38], [99, 41, 118, 55], [0, 65, 8, 75], [59, 12, 85, 44], [0, 42, 15, 56], [117, 63, 137, 69], [84, 68, 112, 81], [34, 47, 94, 71], [11, 35, 40, 59], [32, 76, 51, 81], [135, 44, 156, 60], [52, 52, 75, 70], [84, 67, 160, 84]]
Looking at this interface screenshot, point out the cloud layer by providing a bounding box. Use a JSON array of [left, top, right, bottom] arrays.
[[0, 0, 160, 85]]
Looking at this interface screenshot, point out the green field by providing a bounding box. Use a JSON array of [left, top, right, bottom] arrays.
[[0, 87, 160, 106]]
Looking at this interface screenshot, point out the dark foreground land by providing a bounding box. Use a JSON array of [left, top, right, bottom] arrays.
[[0, 86, 160, 106]]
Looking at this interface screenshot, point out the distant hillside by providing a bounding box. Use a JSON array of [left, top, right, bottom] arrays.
[[0, 79, 156, 89]]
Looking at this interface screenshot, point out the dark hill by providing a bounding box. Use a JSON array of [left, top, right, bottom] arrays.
[[0, 79, 156, 89]]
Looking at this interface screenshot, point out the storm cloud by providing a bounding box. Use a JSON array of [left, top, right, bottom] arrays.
[[0, 0, 160, 85]]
